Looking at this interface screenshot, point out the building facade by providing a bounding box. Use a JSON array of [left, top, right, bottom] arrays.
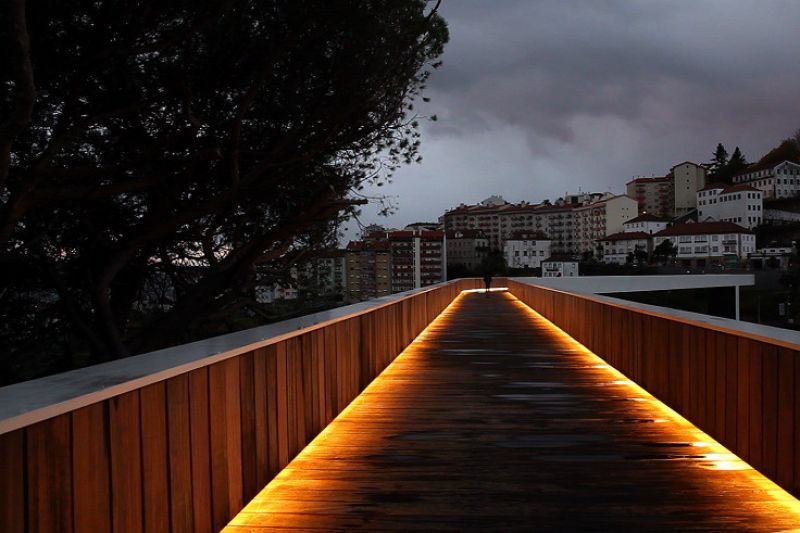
[[626, 176, 673, 218], [652, 222, 755, 267], [598, 232, 649, 265], [697, 184, 763, 229], [442, 193, 637, 257], [446, 229, 489, 271], [504, 231, 551, 270], [623, 213, 669, 235], [731, 161, 800, 200], [387, 230, 445, 292], [671, 161, 708, 216], [309, 251, 347, 296], [541, 260, 579, 277], [345, 240, 391, 302]]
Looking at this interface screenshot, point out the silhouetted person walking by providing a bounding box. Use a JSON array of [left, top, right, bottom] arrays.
[[483, 273, 493, 293]]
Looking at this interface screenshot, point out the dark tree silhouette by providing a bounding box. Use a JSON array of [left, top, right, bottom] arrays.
[[0, 0, 448, 382], [709, 143, 729, 177]]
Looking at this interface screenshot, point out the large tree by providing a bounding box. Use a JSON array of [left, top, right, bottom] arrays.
[[0, 0, 448, 382]]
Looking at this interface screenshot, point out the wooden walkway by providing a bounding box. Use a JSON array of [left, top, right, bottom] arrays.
[[225, 291, 800, 531]]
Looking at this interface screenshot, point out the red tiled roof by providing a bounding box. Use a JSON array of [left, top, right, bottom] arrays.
[[720, 184, 761, 195], [346, 240, 390, 251], [447, 229, 486, 239], [507, 230, 550, 241], [387, 230, 444, 240], [598, 231, 649, 242], [699, 182, 727, 191], [626, 176, 670, 185], [625, 213, 668, 224], [655, 222, 751, 237]]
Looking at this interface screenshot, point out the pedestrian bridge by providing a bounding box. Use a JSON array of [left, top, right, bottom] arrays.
[[2, 277, 800, 531]]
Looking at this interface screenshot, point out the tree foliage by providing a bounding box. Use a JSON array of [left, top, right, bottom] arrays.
[[652, 239, 676, 264], [0, 0, 448, 382], [708, 143, 748, 184]]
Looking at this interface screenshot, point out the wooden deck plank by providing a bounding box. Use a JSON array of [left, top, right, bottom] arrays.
[[224, 291, 800, 531]]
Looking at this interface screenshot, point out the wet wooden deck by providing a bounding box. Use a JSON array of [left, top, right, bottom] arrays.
[[225, 291, 800, 531]]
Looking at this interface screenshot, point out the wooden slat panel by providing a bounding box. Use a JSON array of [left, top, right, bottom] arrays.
[[239, 351, 258, 501], [748, 341, 764, 470], [209, 361, 232, 531], [167, 374, 194, 533], [762, 344, 779, 479], [224, 358, 244, 517], [27, 414, 73, 533], [724, 335, 738, 449], [736, 338, 750, 462], [264, 345, 280, 477], [140, 382, 170, 533], [0, 430, 25, 533], [253, 347, 270, 489], [795, 349, 800, 497], [109, 392, 142, 533], [72, 403, 111, 533], [189, 367, 213, 533], [275, 341, 289, 468], [704, 332, 717, 437], [777, 348, 795, 490]]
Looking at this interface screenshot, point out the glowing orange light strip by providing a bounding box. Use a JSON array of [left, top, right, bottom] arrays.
[[509, 293, 800, 514]]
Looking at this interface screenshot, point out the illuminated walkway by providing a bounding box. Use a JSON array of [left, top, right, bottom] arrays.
[[226, 291, 800, 531]]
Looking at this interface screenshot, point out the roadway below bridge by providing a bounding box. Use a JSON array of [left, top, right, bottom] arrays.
[[225, 290, 800, 531]]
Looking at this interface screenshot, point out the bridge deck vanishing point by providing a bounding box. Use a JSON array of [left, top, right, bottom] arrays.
[[225, 290, 800, 531]]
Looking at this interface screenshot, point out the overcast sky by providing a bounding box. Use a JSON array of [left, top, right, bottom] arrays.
[[343, 0, 800, 239]]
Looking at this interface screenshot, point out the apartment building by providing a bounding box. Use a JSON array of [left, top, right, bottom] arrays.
[[504, 231, 551, 270], [572, 195, 638, 254], [623, 213, 669, 235], [731, 160, 800, 200], [344, 240, 391, 302], [697, 184, 763, 229], [598, 232, 650, 265], [446, 229, 489, 271], [672, 161, 708, 216], [387, 230, 444, 292], [626, 176, 673, 218], [626, 161, 707, 217], [652, 222, 755, 267], [443, 193, 637, 256], [441, 196, 517, 250], [541, 259, 579, 277], [308, 250, 347, 296]]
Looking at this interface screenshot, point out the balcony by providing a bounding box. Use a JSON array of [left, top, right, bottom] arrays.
[[1, 277, 799, 531]]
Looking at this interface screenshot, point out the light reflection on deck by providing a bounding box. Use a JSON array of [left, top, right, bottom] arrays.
[[225, 291, 800, 531]]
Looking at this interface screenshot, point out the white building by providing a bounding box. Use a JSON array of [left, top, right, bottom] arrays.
[[764, 208, 800, 225], [504, 232, 552, 269], [623, 213, 669, 235], [749, 247, 793, 270], [697, 184, 763, 229], [598, 232, 649, 265], [731, 160, 800, 199], [653, 222, 756, 267], [443, 193, 638, 256], [541, 259, 579, 277], [573, 194, 639, 255], [671, 161, 708, 216]]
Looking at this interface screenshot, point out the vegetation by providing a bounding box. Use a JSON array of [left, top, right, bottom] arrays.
[[0, 0, 448, 383]]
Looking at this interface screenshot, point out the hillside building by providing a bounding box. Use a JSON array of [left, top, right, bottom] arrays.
[[697, 184, 763, 229], [504, 231, 551, 270]]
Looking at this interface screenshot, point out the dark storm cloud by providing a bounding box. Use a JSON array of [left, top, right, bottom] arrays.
[[429, 0, 798, 145], [346, 0, 800, 236]]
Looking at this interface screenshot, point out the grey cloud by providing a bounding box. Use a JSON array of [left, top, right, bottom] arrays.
[[346, 0, 800, 238]]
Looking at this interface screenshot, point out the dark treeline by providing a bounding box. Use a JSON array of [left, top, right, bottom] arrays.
[[0, 0, 448, 384]]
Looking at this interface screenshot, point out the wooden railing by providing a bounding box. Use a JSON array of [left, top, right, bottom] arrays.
[[0, 278, 481, 533], [508, 279, 800, 498]]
